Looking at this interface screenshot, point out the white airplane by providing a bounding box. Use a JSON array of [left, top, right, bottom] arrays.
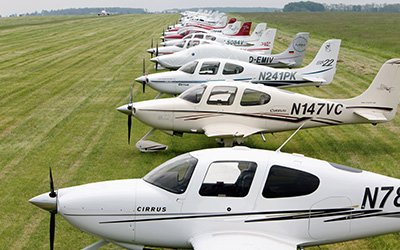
[[119, 59, 399, 151], [160, 23, 266, 47], [138, 39, 340, 95], [163, 18, 239, 37], [148, 29, 276, 57], [151, 32, 309, 70], [97, 9, 111, 16], [161, 21, 249, 42], [167, 17, 234, 32], [30, 144, 400, 250]]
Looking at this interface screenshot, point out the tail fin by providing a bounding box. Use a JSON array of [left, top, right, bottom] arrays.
[[216, 15, 228, 27], [226, 18, 237, 25], [246, 23, 267, 42], [277, 32, 309, 68], [248, 28, 277, 55], [341, 59, 400, 122], [298, 39, 341, 85], [222, 21, 241, 35], [231, 22, 252, 36]]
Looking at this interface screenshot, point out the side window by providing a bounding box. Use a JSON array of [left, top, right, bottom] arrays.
[[199, 61, 220, 75], [194, 34, 204, 39], [206, 35, 216, 41], [187, 40, 200, 48], [223, 63, 244, 75], [207, 86, 237, 105], [200, 161, 257, 197], [263, 165, 320, 198], [240, 89, 271, 106]]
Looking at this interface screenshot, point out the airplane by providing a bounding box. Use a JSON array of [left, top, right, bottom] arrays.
[[160, 23, 267, 47], [161, 21, 249, 42], [119, 59, 399, 152], [151, 32, 309, 70], [137, 39, 340, 95], [147, 29, 277, 57], [97, 9, 112, 16], [30, 144, 400, 250], [164, 18, 236, 35]]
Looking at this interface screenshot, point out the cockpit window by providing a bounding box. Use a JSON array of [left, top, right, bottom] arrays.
[[200, 161, 257, 197], [206, 35, 216, 41], [144, 154, 198, 194], [179, 84, 206, 104], [263, 165, 320, 198], [194, 34, 204, 39], [175, 40, 185, 48], [187, 40, 200, 48], [179, 61, 198, 74], [240, 89, 271, 106], [199, 61, 220, 75], [223, 63, 244, 75], [207, 86, 237, 105]]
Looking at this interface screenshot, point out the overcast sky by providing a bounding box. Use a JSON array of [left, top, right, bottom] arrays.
[[1, 0, 399, 17]]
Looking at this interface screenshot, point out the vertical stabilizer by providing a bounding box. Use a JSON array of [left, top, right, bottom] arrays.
[[232, 22, 252, 36], [222, 21, 242, 35], [299, 39, 341, 85], [249, 29, 277, 55], [341, 59, 400, 122], [246, 23, 267, 41], [278, 32, 309, 68]]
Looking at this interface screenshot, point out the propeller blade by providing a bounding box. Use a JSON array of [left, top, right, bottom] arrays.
[[151, 38, 154, 58], [128, 86, 133, 144], [142, 57, 146, 93], [155, 43, 159, 71], [49, 165, 56, 198], [50, 212, 55, 250], [128, 115, 132, 144]]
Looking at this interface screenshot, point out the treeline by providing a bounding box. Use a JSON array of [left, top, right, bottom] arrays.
[[17, 8, 147, 16], [283, 1, 400, 12]]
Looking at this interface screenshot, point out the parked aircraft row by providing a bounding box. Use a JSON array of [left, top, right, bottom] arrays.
[[29, 11, 400, 250]]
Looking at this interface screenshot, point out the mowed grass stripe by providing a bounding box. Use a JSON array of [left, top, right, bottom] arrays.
[[0, 14, 178, 249]]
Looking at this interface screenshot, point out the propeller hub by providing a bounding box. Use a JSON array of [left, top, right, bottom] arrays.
[[117, 104, 132, 115], [29, 192, 57, 213]]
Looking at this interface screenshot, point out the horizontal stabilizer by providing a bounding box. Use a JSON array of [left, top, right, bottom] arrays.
[[203, 123, 261, 138], [278, 60, 296, 67], [302, 76, 326, 83], [354, 111, 388, 122]]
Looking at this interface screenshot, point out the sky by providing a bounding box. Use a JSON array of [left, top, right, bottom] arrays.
[[1, 0, 399, 17]]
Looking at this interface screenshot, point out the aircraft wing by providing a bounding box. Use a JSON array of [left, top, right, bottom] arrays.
[[190, 232, 297, 250], [354, 110, 388, 122], [203, 123, 262, 138]]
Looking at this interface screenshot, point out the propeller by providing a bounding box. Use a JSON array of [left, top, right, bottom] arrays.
[[150, 38, 154, 58], [142, 57, 146, 93], [127, 86, 133, 144], [49, 165, 57, 250], [155, 43, 159, 71]]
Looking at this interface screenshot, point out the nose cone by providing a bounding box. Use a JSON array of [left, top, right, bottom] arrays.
[[146, 48, 155, 54], [150, 57, 159, 63], [135, 76, 147, 83], [117, 104, 132, 115], [160, 42, 166, 46], [29, 192, 57, 212]]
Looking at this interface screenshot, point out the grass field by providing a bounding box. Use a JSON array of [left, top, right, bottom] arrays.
[[0, 12, 399, 249]]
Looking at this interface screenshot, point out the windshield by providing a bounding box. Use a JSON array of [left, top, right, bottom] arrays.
[[178, 60, 198, 74], [143, 154, 198, 194], [179, 84, 206, 103]]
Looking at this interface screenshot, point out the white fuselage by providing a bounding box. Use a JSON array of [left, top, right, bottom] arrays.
[[35, 147, 400, 249]]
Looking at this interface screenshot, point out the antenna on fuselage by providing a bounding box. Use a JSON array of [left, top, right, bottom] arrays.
[[276, 122, 305, 153]]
